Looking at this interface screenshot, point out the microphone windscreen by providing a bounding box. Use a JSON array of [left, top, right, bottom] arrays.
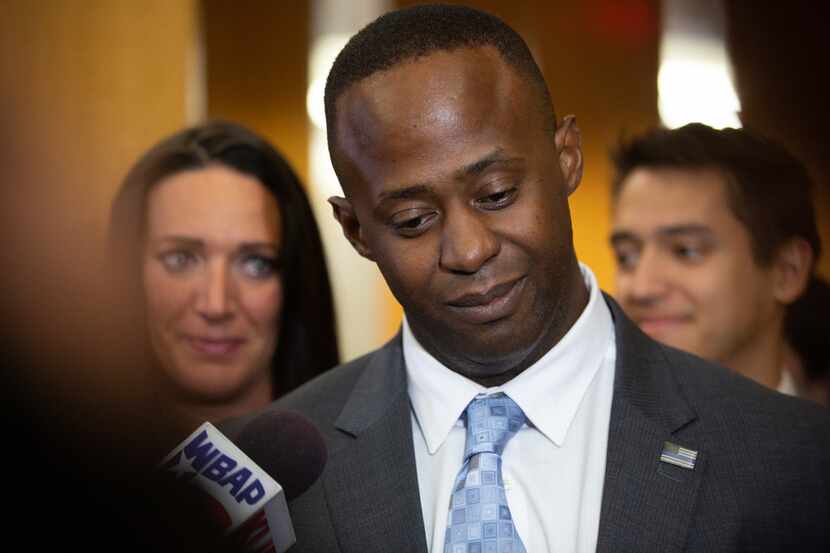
[[235, 410, 327, 501]]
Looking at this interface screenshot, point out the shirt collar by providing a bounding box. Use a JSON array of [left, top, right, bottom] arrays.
[[403, 318, 484, 454], [404, 263, 614, 453], [777, 368, 798, 396]]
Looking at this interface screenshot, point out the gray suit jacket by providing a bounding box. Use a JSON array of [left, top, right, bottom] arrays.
[[223, 296, 830, 552]]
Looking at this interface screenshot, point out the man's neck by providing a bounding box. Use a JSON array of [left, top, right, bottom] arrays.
[[413, 268, 590, 387], [725, 322, 786, 391]]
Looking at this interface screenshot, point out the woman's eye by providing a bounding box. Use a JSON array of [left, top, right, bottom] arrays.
[[159, 251, 197, 273], [239, 255, 278, 279]]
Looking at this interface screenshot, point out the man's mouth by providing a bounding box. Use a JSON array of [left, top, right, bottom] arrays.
[[636, 315, 692, 337], [446, 276, 526, 324]]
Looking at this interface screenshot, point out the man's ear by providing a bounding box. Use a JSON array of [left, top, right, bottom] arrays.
[[554, 114, 583, 195], [328, 196, 375, 261], [772, 237, 814, 304]]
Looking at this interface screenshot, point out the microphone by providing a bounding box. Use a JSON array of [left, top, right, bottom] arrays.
[[232, 410, 327, 551], [234, 410, 327, 502], [157, 411, 327, 553]]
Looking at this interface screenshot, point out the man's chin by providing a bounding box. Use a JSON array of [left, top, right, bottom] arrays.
[[409, 312, 545, 368]]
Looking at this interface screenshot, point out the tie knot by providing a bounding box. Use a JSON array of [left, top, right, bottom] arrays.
[[463, 393, 526, 460]]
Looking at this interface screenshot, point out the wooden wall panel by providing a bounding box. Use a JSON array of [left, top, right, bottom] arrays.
[[0, 0, 198, 433], [202, 0, 311, 184]]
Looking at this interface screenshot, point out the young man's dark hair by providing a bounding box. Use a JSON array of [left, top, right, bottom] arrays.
[[611, 122, 821, 267]]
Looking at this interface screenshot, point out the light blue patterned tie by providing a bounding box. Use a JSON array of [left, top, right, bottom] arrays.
[[444, 393, 527, 553]]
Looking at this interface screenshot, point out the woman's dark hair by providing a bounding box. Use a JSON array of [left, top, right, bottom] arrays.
[[110, 120, 339, 396]]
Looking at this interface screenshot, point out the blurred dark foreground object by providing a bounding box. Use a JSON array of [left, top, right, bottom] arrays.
[[786, 276, 830, 405]]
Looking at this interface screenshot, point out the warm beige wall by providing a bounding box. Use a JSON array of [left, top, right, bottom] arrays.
[[527, 0, 661, 291], [726, 1, 830, 280], [1, 0, 199, 424], [2, 0, 198, 238], [202, 0, 310, 185]]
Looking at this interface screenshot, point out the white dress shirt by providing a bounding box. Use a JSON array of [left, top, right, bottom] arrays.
[[777, 368, 798, 397], [404, 263, 616, 553]]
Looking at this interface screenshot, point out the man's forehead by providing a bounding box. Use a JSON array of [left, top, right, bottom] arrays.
[[619, 167, 732, 208], [613, 167, 745, 235], [335, 47, 524, 146]]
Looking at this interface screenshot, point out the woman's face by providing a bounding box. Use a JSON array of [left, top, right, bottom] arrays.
[[142, 164, 283, 402]]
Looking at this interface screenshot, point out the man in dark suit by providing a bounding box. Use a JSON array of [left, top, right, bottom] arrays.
[[224, 5, 830, 552]]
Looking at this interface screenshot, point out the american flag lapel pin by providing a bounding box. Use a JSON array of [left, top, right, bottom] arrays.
[[660, 441, 698, 470]]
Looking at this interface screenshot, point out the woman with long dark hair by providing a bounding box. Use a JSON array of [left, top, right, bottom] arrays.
[[110, 120, 339, 425]]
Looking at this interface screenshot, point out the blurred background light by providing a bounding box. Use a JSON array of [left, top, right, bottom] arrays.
[[658, 0, 741, 129], [306, 33, 351, 132], [308, 0, 395, 362]]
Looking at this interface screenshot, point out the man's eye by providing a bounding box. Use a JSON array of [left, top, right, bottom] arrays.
[[239, 255, 278, 279], [614, 249, 639, 271], [672, 244, 704, 262], [477, 187, 517, 209], [391, 210, 437, 236], [159, 251, 197, 273]]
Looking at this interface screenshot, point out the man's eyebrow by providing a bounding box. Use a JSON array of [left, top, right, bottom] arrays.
[[459, 148, 521, 177], [610, 224, 714, 246], [374, 150, 521, 206], [609, 230, 639, 246], [376, 184, 433, 203], [657, 224, 714, 239]]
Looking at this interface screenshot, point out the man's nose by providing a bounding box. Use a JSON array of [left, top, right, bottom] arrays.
[[195, 260, 235, 322], [439, 205, 500, 274], [619, 249, 670, 305]]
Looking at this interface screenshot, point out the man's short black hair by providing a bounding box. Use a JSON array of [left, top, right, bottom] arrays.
[[611, 122, 822, 268], [324, 3, 555, 155]]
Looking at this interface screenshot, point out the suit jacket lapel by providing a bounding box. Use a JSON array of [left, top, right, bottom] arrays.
[[323, 336, 428, 553], [596, 296, 705, 553]]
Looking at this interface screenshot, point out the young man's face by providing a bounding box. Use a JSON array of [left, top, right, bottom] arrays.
[[329, 47, 585, 382], [611, 167, 780, 367]]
